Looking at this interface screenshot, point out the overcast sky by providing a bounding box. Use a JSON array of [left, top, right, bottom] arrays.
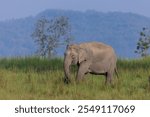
[[0, 0, 150, 21]]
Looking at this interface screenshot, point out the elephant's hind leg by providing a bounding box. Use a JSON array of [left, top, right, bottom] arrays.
[[105, 72, 113, 85]]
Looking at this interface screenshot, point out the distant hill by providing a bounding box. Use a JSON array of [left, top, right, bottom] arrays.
[[0, 9, 150, 58]]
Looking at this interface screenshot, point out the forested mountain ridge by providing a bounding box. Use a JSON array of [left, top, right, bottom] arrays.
[[0, 9, 150, 58]]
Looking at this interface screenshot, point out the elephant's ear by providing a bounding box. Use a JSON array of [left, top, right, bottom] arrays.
[[78, 48, 87, 63]]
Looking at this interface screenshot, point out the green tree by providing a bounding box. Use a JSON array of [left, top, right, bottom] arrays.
[[32, 16, 73, 58], [135, 27, 150, 57]]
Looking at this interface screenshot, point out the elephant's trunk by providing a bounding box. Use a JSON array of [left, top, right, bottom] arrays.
[[64, 55, 72, 83]]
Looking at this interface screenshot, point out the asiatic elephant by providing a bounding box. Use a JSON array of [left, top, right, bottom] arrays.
[[64, 42, 117, 84]]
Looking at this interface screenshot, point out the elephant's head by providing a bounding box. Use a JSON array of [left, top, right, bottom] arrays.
[[64, 44, 87, 82]]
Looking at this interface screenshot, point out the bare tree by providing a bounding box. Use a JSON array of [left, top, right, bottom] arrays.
[[32, 16, 73, 58]]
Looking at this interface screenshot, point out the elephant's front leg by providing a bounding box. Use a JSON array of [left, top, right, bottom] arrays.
[[76, 61, 90, 82]]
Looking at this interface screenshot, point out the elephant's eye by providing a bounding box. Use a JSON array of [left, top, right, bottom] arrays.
[[71, 54, 75, 59]]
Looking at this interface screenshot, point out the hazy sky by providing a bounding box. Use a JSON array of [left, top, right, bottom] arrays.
[[0, 0, 150, 21]]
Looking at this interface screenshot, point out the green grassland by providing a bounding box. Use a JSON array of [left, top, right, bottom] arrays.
[[0, 57, 150, 100]]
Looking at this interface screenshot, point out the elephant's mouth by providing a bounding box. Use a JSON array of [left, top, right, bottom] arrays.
[[71, 59, 78, 65]]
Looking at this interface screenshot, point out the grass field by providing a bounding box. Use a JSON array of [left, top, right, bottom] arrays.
[[0, 57, 150, 100]]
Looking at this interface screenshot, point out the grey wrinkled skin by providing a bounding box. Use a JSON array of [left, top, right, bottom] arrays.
[[64, 42, 117, 84]]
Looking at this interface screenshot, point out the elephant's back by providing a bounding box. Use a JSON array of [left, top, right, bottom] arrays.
[[80, 42, 110, 48], [79, 41, 113, 51], [80, 42, 117, 61]]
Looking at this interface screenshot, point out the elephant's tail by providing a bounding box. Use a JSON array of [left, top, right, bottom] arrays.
[[115, 68, 119, 79]]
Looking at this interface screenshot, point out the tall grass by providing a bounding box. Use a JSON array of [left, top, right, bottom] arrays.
[[0, 57, 63, 72], [0, 57, 150, 100], [118, 57, 150, 70]]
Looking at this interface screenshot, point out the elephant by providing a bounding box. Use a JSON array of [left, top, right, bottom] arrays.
[[64, 41, 117, 84]]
